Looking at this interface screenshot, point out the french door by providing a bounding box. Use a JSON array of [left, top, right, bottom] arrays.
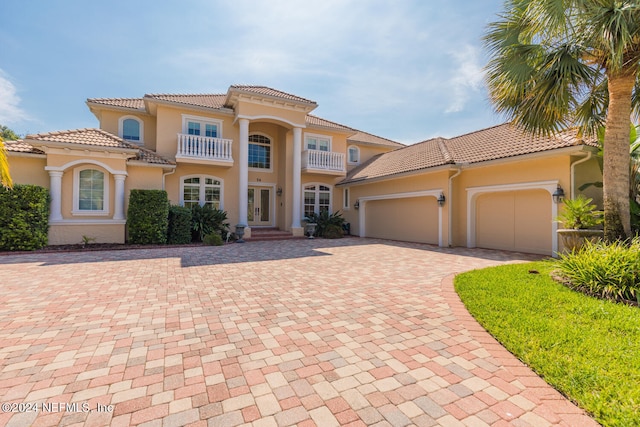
[[248, 187, 272, 226]]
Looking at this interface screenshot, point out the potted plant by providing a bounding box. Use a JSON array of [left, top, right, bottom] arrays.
[[556, 195, 604, 252]]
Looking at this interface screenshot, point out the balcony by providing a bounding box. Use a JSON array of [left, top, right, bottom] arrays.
[[302, 149, 346, 176], [175, 133, 233, 166]]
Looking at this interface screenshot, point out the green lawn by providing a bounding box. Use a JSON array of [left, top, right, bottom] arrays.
[[455, 261, 640, 427]]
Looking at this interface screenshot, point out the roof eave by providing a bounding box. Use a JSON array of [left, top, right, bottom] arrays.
[[143, 96, 235, 116], [337, 163, 457, 187], [26, 139, 140, 154]]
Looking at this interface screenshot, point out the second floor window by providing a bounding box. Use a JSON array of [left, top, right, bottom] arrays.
[[248, 134, 271, 169], [187, 121, 218, 138], [306, 136, 330, 151]]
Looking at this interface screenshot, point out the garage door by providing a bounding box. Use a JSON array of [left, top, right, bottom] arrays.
[[475, 190, 551, 255], [365, 197, 438, 244]]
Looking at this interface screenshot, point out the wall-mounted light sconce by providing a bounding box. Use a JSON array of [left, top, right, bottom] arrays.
[[552, 185, 565, 204], [276, 187, 283, 196], [354, 199, 360, 209], [437, 193, 446, 207]]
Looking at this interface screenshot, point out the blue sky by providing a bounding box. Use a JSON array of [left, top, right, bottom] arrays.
[[0, 0, 506, 144]]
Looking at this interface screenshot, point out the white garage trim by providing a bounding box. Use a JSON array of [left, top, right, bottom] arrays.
[[466, 181, 560, 256], [358, 190, 445, 247]]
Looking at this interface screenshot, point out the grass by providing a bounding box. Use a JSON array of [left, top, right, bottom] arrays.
[[455, 261, 640, 427]]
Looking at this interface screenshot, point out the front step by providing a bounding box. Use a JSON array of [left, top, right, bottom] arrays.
[[246, 228, 302, 241]]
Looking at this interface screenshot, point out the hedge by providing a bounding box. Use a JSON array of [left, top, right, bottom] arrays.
[[167, 205, 192, 244], [0, 184, 50, 251], [126, 189, 169, 244]]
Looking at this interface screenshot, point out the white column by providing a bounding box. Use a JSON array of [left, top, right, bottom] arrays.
[[291, 127, 302, 231], [113, 174, 126, 220], [238, 118, 250, 226], [48, 171, 63, 221], [49, 171, 64, 221]]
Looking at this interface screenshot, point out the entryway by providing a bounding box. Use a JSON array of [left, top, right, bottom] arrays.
[[248, 186, 273, 227]]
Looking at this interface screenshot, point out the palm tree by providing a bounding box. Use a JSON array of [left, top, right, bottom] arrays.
[[484, 0, 640, 241], [0, 137, 12, 188]]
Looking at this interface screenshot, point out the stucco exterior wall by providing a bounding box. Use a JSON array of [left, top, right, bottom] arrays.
[[97, 109, 157, 151], [49, 223, 125, 245], [7, 155, 49, 187]]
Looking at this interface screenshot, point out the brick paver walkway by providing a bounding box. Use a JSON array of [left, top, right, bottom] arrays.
[[0, 238, 598, 426]]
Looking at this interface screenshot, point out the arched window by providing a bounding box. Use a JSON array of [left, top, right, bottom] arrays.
[[181, 176, 223, 209], [348, 146, 360, 164], [73, 167, 109, 215], [248, 134, 271, 169], [304, 184, 331, 217], [119, 116, 143, 144]]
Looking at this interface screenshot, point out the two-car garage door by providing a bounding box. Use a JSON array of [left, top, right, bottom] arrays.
[[475, 189, 551, 255]]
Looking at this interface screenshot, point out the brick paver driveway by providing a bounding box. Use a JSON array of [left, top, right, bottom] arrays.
[[0, 238, 597, 427]]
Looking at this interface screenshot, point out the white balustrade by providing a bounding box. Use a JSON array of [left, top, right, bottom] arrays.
[[302, 149, 345, 172], [177, 133, 233, 162]]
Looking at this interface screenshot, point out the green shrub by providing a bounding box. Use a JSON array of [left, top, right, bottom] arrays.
[[127, 189, 169, 244], [555, 238, 640, 302], [556, 195, 604, 229], [305, 210, 345, 238], [191, 204, 229, 242], [0, 184, 50, 251], [323, 224, 344, 239], [167, 205, 192, 244], [203, 232, 224, 246]]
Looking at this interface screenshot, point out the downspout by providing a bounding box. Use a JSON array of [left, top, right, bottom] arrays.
[[162, 168, 176, 191], [570, 151, 593, 199], [448, 166, 464, 247]]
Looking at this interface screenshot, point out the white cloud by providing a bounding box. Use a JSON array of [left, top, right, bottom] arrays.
[[444, 45, 486, 113], [0, 70, 30, 124]]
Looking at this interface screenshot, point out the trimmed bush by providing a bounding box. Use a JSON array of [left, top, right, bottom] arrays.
[[555, 238, 640, 302], [167, 205, 192, 244], [323, 224, 344, 239], [127, 189, 169, 244], [0, 184, 50, 251], [203, 232, 224, 246]]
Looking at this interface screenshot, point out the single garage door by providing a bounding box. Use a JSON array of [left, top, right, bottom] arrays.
[[476, 189, 551, 255], [365, 197, 438, 244]]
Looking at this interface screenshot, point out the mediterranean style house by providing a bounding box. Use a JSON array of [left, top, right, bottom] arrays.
[[5, 84, 601, 256]]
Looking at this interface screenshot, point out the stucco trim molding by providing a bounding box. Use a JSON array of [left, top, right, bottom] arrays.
[[357, 190, 445, 247], [466, 180, 560, 256], [45, 159, 128, 176], [49, 219, 127, 225], [234, 114, 306, 129]]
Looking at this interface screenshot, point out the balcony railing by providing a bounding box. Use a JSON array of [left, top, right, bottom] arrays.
[[176, 133, 233, 163], [302, 149, 346, 174]]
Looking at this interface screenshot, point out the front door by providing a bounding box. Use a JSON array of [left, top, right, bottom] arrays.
[[248, 187, 272, 227]]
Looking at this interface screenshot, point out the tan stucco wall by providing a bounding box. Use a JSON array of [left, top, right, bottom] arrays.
[[347, 144, 391, 171], [573, 156, 603, 207], [49, 223, 125, 245], [7, 155, 49, 187], [96, 109, 157, 151], [235, 101, 307, 127]]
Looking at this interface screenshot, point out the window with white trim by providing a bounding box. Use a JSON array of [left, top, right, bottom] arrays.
[[348, 146, 360, 164], [248, 134, 271, 169], [181, 176, 222, 209], [119, 116, 144, 145], [305, 134, 331, 151], [304, 184, 331, 217], [73, 167, 109, 215], [182, 114, 222, 138]]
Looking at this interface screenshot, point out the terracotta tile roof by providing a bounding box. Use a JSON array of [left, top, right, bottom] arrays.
[[343, 137, 453, 184], [229, 85, 317, 105], [15, 129, 174, 166], [4, 140, 44, 154], [133, 147, 175, 165], [347, 130, 405, 148], [26, 128, 137, 149], [340, 123, 597, 185], [144, 93, 227, 109], [87, 98, 145, 110], [444, 124, 592, 164], [306, 114, 354, 131]]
